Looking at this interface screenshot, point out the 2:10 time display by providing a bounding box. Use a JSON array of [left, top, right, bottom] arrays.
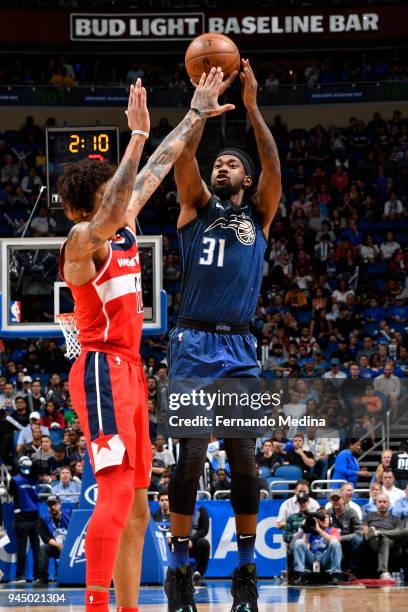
[[69, 133, 110, 153]]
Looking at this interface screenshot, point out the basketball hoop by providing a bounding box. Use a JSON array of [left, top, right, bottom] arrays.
[[56, 313, 81, 359]]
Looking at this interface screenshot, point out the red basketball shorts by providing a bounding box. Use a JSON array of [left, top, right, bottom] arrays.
[[69, 350, 152, 487]]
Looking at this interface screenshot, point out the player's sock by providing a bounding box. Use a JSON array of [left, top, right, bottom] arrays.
[[170, 535, 190, 570], [85, 589, 109, 611], [237, 533, 256, 567], [116, 607, 138, 611]]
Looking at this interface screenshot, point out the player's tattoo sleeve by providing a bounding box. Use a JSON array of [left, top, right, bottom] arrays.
[[132, 110, 203, 210], [248, 107, 280, 178]]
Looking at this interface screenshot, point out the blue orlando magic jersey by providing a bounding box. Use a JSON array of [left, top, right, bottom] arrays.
[[178, 196, 266, 325]]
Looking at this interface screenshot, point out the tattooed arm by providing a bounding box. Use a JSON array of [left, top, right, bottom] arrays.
[[125, 67, 235, 222], [65, 79, 149, 266], [174, 71, 238, 228], [241, 59, 282, 236]]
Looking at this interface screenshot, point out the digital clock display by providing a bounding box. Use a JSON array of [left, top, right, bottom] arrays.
[[46, 126, 120, 208]]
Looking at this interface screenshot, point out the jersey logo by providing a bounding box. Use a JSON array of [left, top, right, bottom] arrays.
[[205, 214, 256, 245]]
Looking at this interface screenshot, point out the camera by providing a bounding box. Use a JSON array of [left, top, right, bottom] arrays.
[[301, 509, 328, 534]]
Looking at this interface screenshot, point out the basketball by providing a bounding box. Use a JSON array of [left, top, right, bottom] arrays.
[[185, 33, 240, 84]]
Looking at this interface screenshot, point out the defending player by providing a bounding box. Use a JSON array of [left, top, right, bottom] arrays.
[[166, 60, 281, 612], [58, 71, 234, 612]]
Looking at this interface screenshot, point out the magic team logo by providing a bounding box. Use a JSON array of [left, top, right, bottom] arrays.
[[68, 518, 90, 567], [205, 214, 256, 245]]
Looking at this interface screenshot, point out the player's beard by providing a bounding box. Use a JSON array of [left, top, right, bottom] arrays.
[[210, 179, 243, 201]]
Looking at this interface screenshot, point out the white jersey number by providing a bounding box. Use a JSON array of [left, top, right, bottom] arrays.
[[199, 237, 225, 267]]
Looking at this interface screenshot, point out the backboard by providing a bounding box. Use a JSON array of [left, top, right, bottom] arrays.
[[0, 236, 166, 338]]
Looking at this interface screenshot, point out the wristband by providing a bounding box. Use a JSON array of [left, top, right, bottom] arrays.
[[131, 129, 149, 138], [190, 108, 206, 121]]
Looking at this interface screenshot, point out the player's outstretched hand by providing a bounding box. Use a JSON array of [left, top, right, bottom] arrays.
[[125, 78, 150, 134], [189, 69, 238, 96], [191, 67, 235, 118], [240, 58, 258, 111]]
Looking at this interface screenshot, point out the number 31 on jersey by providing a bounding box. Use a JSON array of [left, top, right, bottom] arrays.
[[199, 237, 225, 267]]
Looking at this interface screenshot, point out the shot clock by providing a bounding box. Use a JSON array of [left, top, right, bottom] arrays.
[[46, 126, 120, 208]]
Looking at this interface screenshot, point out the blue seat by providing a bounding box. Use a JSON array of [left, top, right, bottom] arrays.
[[269, 476, 290, 498], [367, 262, 386, 275], [296, 310, 312, 325], [274, 465, 303, 482]]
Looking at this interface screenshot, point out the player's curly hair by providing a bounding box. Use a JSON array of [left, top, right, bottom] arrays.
[[58, 159, 116, 216]]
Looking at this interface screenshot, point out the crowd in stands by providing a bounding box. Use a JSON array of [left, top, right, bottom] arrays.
[[1, 50, 408, 91], [2, 105, 408, 581]]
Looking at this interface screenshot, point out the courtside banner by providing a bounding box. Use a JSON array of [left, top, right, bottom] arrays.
[[55, 501, 285, 582], [1, 5, 408, 50]]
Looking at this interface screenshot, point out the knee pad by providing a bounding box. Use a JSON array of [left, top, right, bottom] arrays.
[[230, 473, 260, 515]]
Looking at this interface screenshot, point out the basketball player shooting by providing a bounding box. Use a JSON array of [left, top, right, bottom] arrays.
[[166, 59, 282, 612], [58, 70, 234, 612]]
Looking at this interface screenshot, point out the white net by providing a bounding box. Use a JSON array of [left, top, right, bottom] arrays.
[[56, 313, 81, 359]]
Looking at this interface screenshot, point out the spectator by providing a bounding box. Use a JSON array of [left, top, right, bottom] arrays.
[[383, 192, 404, 219], [21, 168, 43, 197], [390, 439, 408, 488], [373, 449, 393, 484], [51, 466, 81, 503], [303, 426, 332, 479], [283, 433, 317, 483], [18, 423, 43, 459], [255, 439, 281, 483], [374, 363, 401, 409], [39, 399, 65, 430], [153, 435, 175, 470], [8, 456, 40, 582], [332, 439, 371, 488], [152, 490, 171, 529], [12, 396, 30, 426], [30, 207, 56, 237], [3, 382, 17, 411], [392, 483, 408, 527], [362, 482, 382, 517], [380, 232, 400, 260], [381, 470, 404, 507], [277, 479, 320, 529], [47, 444, 70, 479], [326, 482, 363, 520], [363, 493, 408, 579], [283, 491, 312, 549], [67, 434, 86, 463], [28, 379, 46, 412], [292, 508, 342, 584], [16, 411, 49, 453], [36, 495, 71, 586], [212, 468, 231, 499], [322, 358, 347, 379], [328, 490, 364, 575]]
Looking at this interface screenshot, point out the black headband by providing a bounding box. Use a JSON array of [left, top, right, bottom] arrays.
[[216, 148, 254, 178]]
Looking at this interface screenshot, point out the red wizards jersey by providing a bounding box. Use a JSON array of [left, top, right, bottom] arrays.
[[60, 226, 143, 361]]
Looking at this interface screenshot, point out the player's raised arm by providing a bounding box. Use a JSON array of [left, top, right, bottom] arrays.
[[174, 70, 238, 227], [64, 78, 149, 261], [125, 67, 235, 221], [240, 59, 282, 235]]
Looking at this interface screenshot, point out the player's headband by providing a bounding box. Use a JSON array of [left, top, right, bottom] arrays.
[[215, 148, 254, 178]]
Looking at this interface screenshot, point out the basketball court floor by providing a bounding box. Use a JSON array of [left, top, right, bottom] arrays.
[[1, 582, 408, 611]]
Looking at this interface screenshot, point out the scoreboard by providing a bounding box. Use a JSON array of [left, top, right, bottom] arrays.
[[46, 126, 120, 208]]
